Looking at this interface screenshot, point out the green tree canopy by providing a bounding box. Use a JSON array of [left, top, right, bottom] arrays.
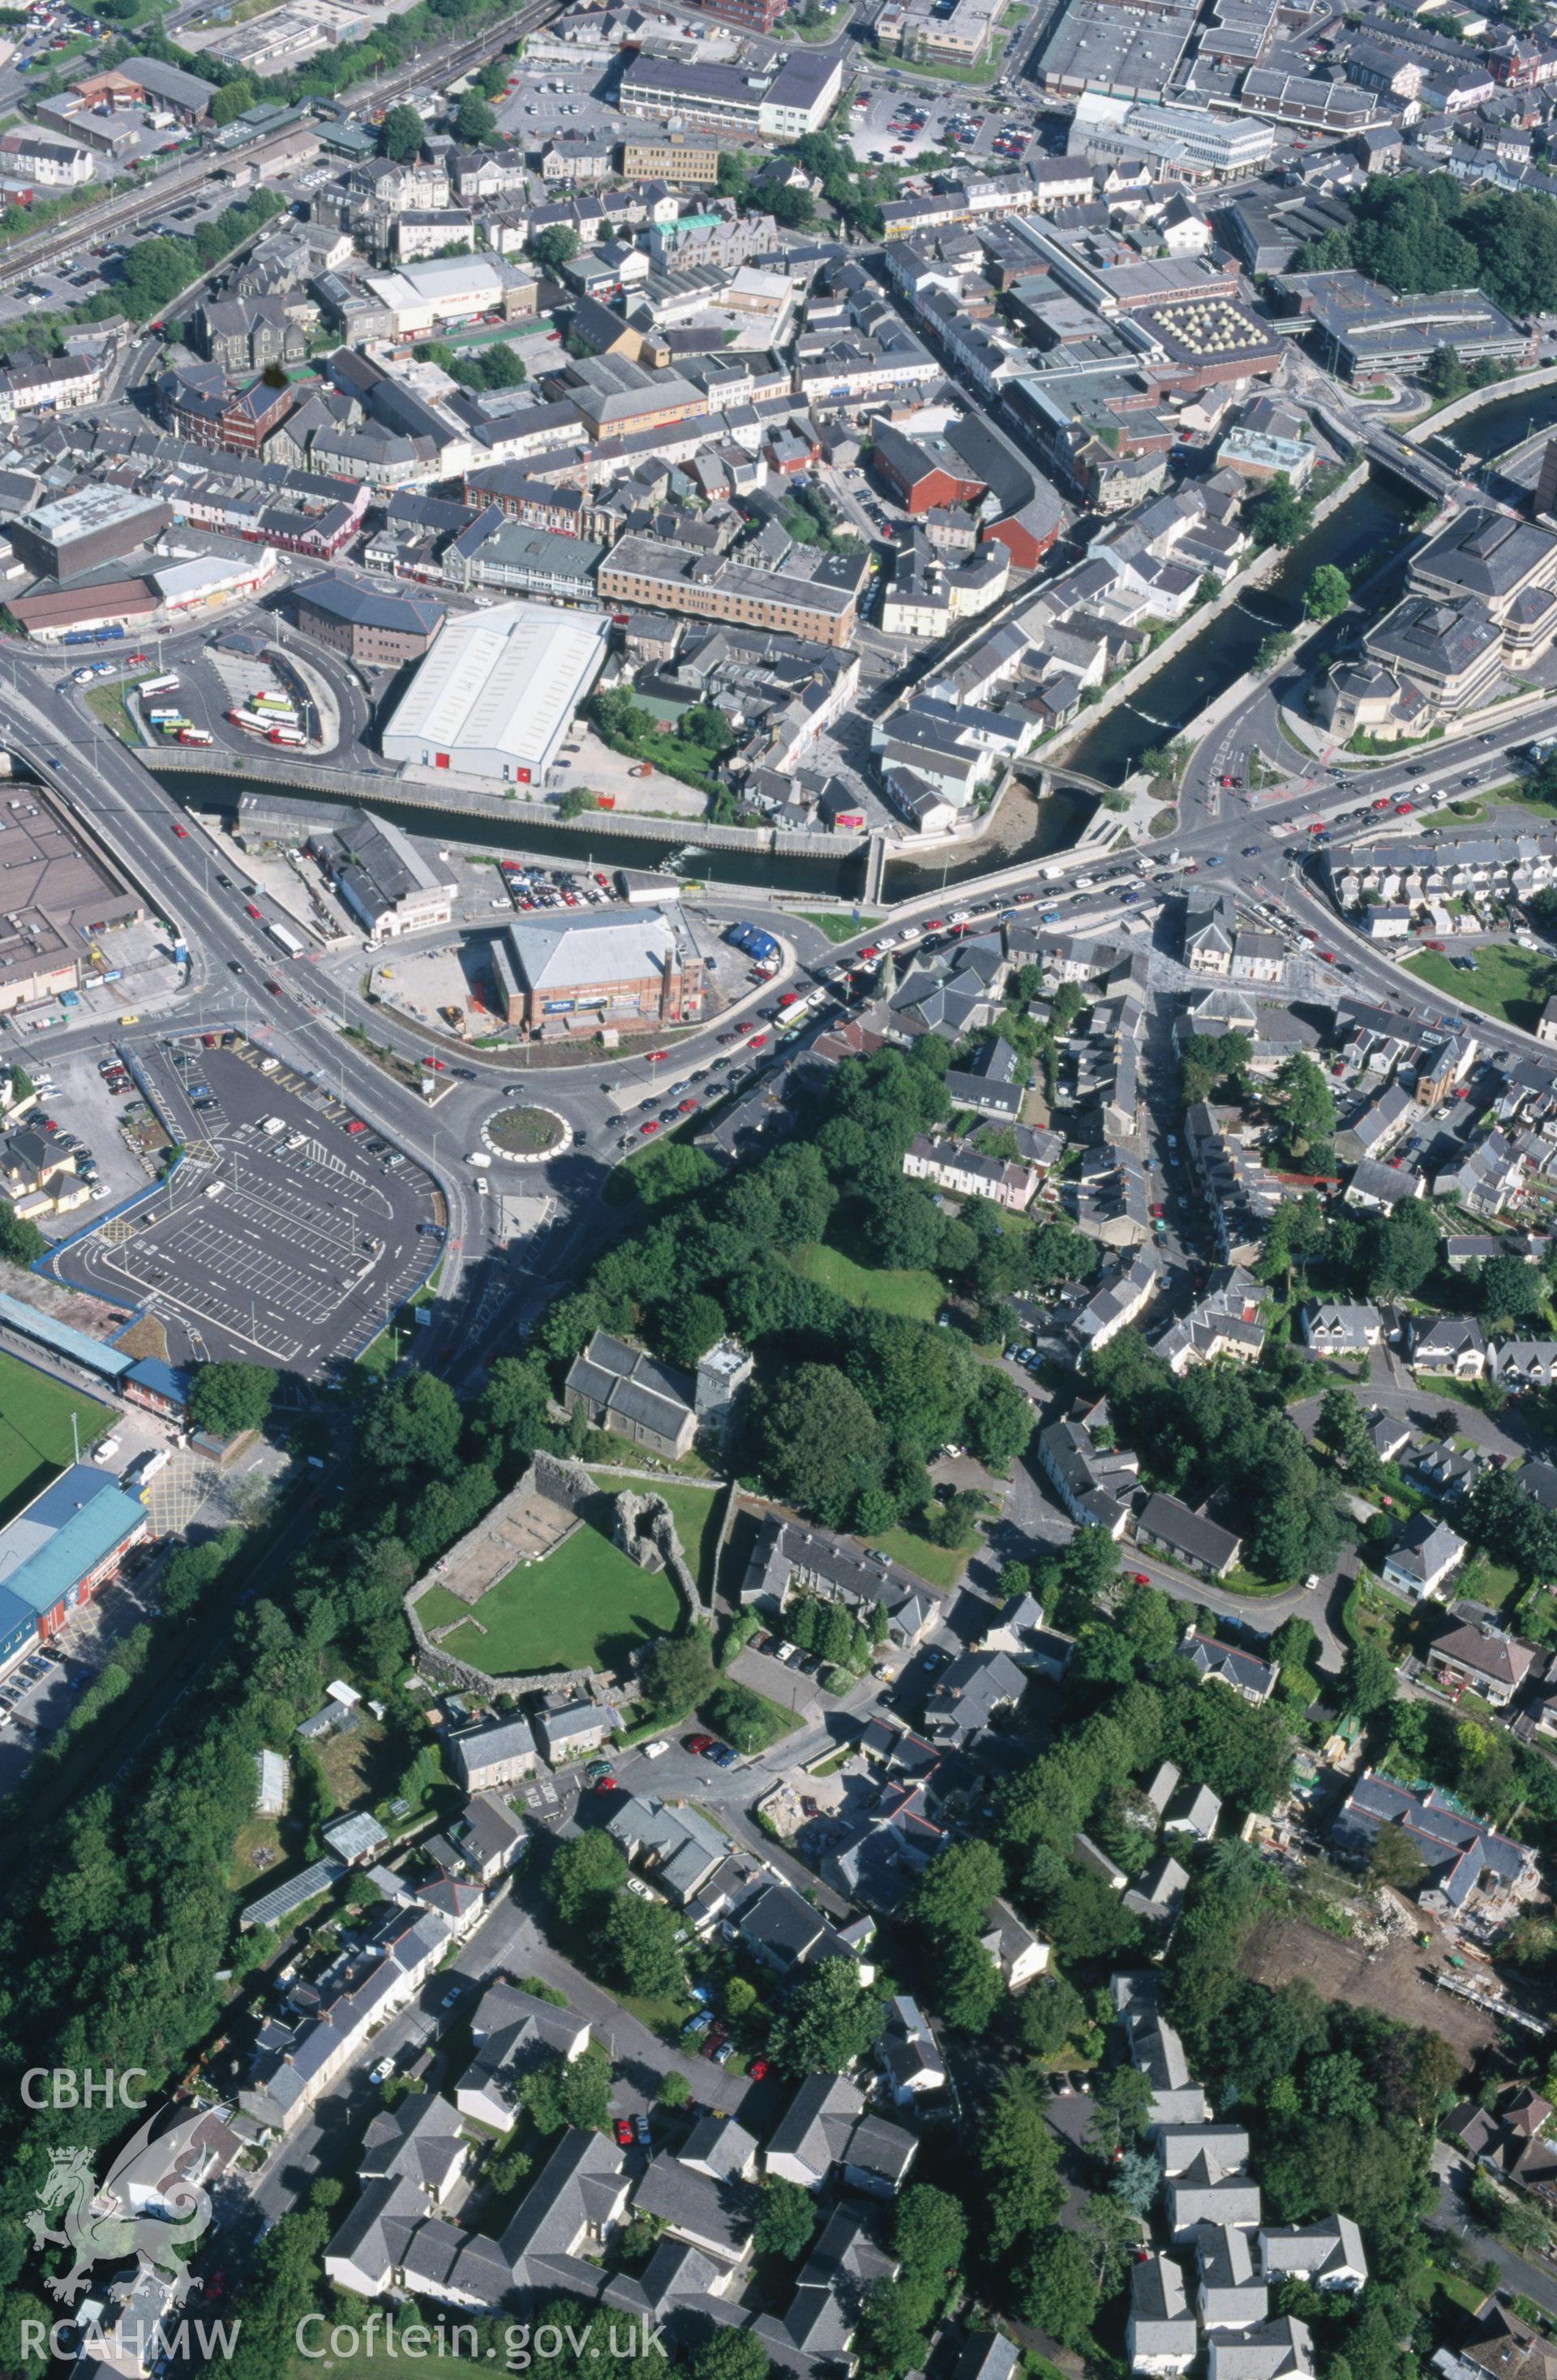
[[210, 77, 255, 123], [912, 1838, 1004, 1935], [754, 2178, 818, 2263], [470, 1354, 555, 1475], [1246, 473, 1314, 552], [521, 2041, 613, 2133], [894, 2183, 967, 2288], [1269, 1052, 1336, 1164], [1366, 1819, 1427, 1893], [455, 90, 498, 142], [639, 1627, 716, 1718], [359, 1373, 462, 1483], [693, 2336, 770, 2380], [984, 2069, 1065, 2252], [604, 1893, 685, 1997], [751, 1362, 886, 1528], [770, 1956, 884, 2077], [1482, 1252, 1543, 1324], [531, 223, 581, 273], [770, 183, 815, 227], [1305, 564, 1350, 621], [1016, 2227, 1098, 2348], [379, 102, 425, 159], [1315, 1385, 1379, 1485], [1342, 1635, 1400, 1721], [1296, 171, 1557, 316], [658, 1291, 727, 1369], [187, 1360, 276, 1439], [546, 1829, 628, 1925]]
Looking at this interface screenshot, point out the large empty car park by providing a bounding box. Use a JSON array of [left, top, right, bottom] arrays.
[[48, 1037, 440, 1373]]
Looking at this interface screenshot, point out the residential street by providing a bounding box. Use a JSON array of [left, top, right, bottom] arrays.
[[1434, 2153, 1557, 2319], [251, 1875, 763, 2229]]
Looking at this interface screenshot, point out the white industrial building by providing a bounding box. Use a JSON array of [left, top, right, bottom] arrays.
[[380, 600, 611, 787], [362, 255, 533, 339]]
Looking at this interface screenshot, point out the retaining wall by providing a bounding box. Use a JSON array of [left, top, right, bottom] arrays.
[[150, 749, 869, 861], [1043, 459, 1370, 775], [1404, 362, 1557, 446]]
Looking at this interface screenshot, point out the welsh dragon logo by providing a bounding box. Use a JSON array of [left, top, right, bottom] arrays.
[[26, 2110, 214, 2305]]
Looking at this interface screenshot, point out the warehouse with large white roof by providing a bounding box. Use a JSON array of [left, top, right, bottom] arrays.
[[380, 599, 611, 787]]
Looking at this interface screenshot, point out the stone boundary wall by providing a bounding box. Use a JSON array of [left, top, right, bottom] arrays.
[[613, 1488, 707, 1622], [403, 1454, 723, 1706], [405, 1451, 619, 1703], [150, 750, 869, 861], [1404, 363, 1557, 447]]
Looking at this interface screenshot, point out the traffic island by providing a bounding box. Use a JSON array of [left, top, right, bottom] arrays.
[[482, 1103, 571, 1162]]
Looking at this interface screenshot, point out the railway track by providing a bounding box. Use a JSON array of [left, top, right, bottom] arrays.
[[0, 0, 559, 291]]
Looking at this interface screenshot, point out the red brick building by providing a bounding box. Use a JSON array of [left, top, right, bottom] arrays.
[[872, 419, 988, 514], [984, 504, 1063, 573], [693, 0, 787, 30]]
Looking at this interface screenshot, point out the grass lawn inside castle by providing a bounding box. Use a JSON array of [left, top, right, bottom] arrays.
[[414, 1482, 718, 1674]]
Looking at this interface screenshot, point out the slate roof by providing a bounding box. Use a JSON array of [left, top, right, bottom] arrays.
[[498, 2127, 627, 2270], [1384, 1512, 1466, 1587], [1259, 2215, 1366, 2285], [1180, 1629, 1276, 1695], [1333, 1770, 1530, 1907], [633, 2151, 756, 2261], [766, 2073, 864, 2180], [565, 1328, 695, 1444], [1139, 1497, 1242, 1574], [1432, 1617, 1537, 1690]]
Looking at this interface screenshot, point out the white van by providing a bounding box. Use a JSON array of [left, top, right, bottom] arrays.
[[467, 1149, 491, 1169], [260, 1115, 285, 1137], [204, 1179, 227, 1200]]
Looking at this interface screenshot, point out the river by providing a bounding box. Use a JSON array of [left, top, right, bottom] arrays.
[[1062, 474, 1422, 788], [160, 392, 1557, 892], [156, 763, 1096, 909], [1424, 381, 1557, 469]]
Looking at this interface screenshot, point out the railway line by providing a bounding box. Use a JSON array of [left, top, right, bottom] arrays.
[[0, 0, 559, 291]]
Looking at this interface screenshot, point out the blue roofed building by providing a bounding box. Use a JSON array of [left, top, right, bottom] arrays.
[[0, 1291, 189, 1417], [125, 1354, 190, 1418], [0, 1463, 150, 1676], [0, 1289, 134, 1383]]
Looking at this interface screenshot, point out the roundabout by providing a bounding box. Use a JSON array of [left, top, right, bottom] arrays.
[[482, 1103, 572, 1162]]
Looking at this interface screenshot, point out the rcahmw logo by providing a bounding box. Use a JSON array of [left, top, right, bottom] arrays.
[[18, 2316, 242, 2368], [20, 2069, 149, 2108], [22, 2106, 214, 2306]]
